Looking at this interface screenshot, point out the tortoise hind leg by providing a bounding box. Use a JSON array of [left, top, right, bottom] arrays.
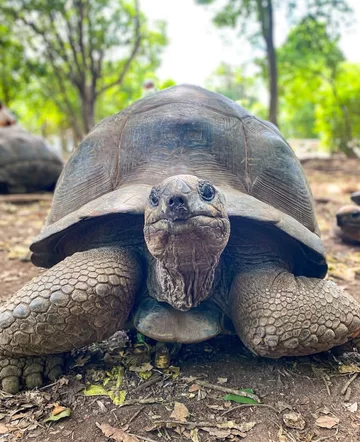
[[230, 268, 360, 358], [0, 247, 141, 393]]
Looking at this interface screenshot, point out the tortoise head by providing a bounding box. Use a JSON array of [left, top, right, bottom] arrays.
[[336, 205, 360, 243], [336, 205, 360, 228], [144, 175, 230, 311]]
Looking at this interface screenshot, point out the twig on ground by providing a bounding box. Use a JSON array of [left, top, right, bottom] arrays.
[[127, 406, 145, 425], [152, 420, 247, 430], [194, 380, 260, 402], [320, 373, 331, 396], [132, 373, 163, 393], [341, 372, 358, 396], [344, 386, 352, 402], [220, 403, 278, 416], [119, 397, 164, 408]]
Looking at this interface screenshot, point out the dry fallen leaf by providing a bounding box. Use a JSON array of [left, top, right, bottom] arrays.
[[315, 415, 339, 429], [283, 412, 306, 430], [170, 402, 190, 423], [52, 405, 67, 416], [201, 427, 232, 438], [338, 364, 360, 374], [217, 377, 228, 384], [96, 422, 139, 442], [206, 404, 225, 411], [277, 426, 287, 442], [188, 384, 200, 393], [190, 428, 200, 442], [344, 402, 358, 413], [0, 423, 9, 434], [7, 245, 31, 261], [197, 389, 207, 400], [238, 422, 256, 432], [43, 407, 71, 423], [128, 362, 153, 373]]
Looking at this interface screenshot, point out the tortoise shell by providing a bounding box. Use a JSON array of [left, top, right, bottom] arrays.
[[0, 125, 63, 193], [31, 85, 326, 275]]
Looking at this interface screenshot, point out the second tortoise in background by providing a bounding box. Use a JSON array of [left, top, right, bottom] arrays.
[[336, 191, 360, 243], [0, 102, 63, 193]]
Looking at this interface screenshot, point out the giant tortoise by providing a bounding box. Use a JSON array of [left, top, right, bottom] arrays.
[[336, 191, 360, 243], [1, 85, 360, 393], [0, 124, 63, 193]]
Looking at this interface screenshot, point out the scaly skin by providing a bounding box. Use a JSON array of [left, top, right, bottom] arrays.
[[0, 247, 141, 393], [230, 268, 360, 358]]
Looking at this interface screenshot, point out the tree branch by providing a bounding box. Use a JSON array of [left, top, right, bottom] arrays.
[[60, 5, 86, 90], [97, 0, 142, 95], [76, 0, 88, 72]]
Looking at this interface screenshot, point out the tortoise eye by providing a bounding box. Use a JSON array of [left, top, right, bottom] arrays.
[[149, 188, 159, 207], [198, 181, 216, 202]]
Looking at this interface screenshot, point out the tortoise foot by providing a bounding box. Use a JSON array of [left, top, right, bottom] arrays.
[[230, 269, 360, 358], [0, 354, 64, 394], [0, 247, 142, 392]]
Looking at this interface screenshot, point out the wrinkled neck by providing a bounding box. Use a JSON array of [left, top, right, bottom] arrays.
[[148, 240, 221, 311]]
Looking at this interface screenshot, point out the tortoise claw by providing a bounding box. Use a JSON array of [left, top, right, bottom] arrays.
[[0, 355, 65, 394]]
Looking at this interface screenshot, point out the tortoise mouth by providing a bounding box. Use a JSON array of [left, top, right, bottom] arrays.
[[337, 214, 360, 228], [146, 214, 222, 232]]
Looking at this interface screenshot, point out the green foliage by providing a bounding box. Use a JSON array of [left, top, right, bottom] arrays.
[[276, 16, 359, 156], [315, 63, 360, 155], [196, 0, 352, 126], [206, 62, 267, 119], [278, 16, 344, 79], [1, 0, 170, 139], [224, 394, 259, 404], [0, 24, 27, 106], [277, 16, 345, 139]]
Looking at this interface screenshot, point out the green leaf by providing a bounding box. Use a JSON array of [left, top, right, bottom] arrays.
[[83, 384, 109, 396], [224, 394, 259, 404], [44, 408, 71, 422], [240, 388, 254, 394], [108, 390, 127, 406]]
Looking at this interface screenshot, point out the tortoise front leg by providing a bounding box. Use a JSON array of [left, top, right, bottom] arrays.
[[230, 268, 360, 358], [0, 247, 142, 393]]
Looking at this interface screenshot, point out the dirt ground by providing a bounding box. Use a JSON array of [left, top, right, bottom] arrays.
[[1, 156, 360, 442]]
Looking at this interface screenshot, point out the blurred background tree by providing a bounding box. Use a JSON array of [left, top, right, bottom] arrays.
[[1, 0, 169, 142], [0, 0, 359, 156], [196, 0, 352, 129], [277, 16, 358, 156], [0, 24, 28, 108], [205, 62, 267, 118], [315, 63, 360, 156]]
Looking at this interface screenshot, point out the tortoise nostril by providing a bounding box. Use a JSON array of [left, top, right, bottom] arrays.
[[168, 196, 185, 208]]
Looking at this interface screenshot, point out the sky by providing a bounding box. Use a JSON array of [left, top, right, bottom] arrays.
[[140, 0, 360, 86]]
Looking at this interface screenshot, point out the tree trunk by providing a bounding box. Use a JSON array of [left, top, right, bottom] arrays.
[[331, 79, 357, 158], [267, 39, 278, 127], [82, 85, 95, 135], [264, 0, 278, 127], [257, 0, 278, 127]]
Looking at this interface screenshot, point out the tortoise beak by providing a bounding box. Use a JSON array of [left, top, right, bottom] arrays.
[[162, 178, 192, 221], [165, 194, 189, 221]]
